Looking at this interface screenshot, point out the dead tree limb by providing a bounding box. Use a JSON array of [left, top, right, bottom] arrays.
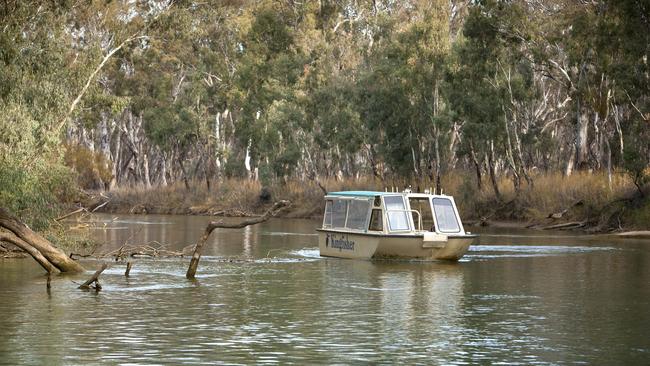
[[55, 208, 85, 222], [0, 207, 85, 273], [0, 232, 60, 274], [541, 221, 587, 230], [55, 193, 111, 221], [186, 200, 291, 279], [78, 263, 108, 290]]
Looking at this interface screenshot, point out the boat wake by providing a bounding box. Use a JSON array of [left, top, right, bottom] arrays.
[[466, 245, 617, 259], [287, 248, 322, 259]]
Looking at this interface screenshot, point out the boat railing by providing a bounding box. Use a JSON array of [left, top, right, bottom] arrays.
[[386, 209, 422, 232]]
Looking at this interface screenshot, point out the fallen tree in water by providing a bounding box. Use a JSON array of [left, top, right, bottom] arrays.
[[186, 200, 291, 279], [0, 207, 85, 273], [1, 200, 291, 287]]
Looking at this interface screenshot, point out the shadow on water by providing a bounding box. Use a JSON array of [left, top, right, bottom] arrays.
[[0, 214, 649, 364]]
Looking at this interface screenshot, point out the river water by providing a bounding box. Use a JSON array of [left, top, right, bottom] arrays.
[[1, 214, 649, 365]]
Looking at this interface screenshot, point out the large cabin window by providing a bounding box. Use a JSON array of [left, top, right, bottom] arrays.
[[432, 198, 461, 233], [408, 197, 434, 231], [331, 200, 348, 228], [384, 195, 410, 231], [346, 200, 371, 230], [325, 198, 372, 231]]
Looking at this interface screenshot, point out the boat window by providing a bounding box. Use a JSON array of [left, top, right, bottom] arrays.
[[331, 200, 348, 228], [323, 200, 333, 228], [384, 195, 411, 231], [368, 209, 383, 231], [346, 200, 371, 230], [432, 198, 461, 233], [408, 197, 434, 231]]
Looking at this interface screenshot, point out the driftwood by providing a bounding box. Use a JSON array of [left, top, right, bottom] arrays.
[[613, 231, 650, 238], [78, 263, 108, 290], [0, 207, 84, 273], [100, 242, 191, 261], [125, 262, 132, 276], [186, 200, 291, 279], [541, 221, 587, 230], [547, 208, 568, 219], [546, 200, 583, 220]]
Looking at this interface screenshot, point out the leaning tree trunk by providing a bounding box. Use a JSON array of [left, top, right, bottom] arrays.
[[0, 207, 85, 273], [0, 232, 59, 273]]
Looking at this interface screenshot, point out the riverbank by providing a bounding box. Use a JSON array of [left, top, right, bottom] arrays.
[[93, 173, 650, 232]]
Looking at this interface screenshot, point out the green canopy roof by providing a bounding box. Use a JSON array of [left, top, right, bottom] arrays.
[[327, 191, 387, 197]]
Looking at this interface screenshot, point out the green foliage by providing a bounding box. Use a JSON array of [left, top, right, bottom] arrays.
[[0, 2, 87, 227], [0, 163, 76, 230], [64, 144, 113, 189]]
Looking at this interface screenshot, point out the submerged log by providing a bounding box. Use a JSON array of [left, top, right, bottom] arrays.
[[0, 207, 85, 273], [186, 200, 291, 279], [78, 263, 108, 290]]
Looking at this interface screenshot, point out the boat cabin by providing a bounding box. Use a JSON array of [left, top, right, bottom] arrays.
[[322, 191, 467, 235]]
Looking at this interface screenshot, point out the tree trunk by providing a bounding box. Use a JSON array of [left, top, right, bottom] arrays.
[[469, 140, 482, 191], [487, 141, 502, 202], [606, 139, 613, 190], [143, 152, 152, 188], [434, 126, 442, 195], [159, 151, 168, 186], [0, 232, 59, 274], [178, 157, 190, 191], [98, 113, 112, 190], [502, 110, 521, 194], [110, 118, 122, 189], [575, 96, 590, 170], [0, 208, 85, 273], [565, 144, 575, 177]]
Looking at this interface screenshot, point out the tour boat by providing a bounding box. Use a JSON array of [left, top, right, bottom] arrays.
[[317, 190, 477, 260]]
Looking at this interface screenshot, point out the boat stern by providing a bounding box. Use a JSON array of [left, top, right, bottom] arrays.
[[430, 234, 476, 260]]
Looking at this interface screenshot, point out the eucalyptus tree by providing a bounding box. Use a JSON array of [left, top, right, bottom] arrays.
[[231, 2, 312, 182], [352, 0, 454, 190], [446, 0, 538, 198], [0, 1, 97, 226]]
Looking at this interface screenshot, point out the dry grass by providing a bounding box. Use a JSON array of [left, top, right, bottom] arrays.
[[102, 171, 647, 229], [441, 170, 641, 228]]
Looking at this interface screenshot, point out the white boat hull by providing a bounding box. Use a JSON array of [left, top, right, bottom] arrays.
[[318, 230, 475, 261]]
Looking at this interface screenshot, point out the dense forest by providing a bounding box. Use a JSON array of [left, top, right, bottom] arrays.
[[0, 0, 648, 228]]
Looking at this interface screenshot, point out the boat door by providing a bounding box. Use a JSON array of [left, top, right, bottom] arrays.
[[430, 196, 464, 234]]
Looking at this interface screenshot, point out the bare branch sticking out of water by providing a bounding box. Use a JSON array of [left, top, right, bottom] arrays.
[[186, 200, 291, 279], [78, 263, 108, 291]]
